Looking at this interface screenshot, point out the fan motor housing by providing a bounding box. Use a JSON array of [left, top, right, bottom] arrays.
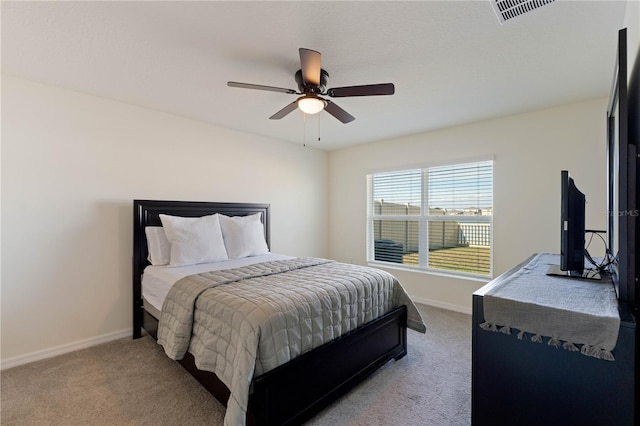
[[295, 69, 329, 94]]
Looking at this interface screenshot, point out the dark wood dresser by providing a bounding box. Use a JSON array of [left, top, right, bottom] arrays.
[[472, 254, 636, 425]]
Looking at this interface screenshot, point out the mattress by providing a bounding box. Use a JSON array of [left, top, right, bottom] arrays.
[[141, 253, 294, 313]]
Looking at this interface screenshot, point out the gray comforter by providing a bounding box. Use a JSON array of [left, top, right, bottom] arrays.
[[157, 257, 425, 426]]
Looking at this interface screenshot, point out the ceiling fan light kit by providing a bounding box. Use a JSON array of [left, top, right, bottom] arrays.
[[297, 95, 326, 115], [227, 48, 395, 123]]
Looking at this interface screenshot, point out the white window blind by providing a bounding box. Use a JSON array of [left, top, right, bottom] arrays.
[[367, 160, 493, 278]]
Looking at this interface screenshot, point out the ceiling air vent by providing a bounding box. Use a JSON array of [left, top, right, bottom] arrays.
[[490, 0, 555, 23]]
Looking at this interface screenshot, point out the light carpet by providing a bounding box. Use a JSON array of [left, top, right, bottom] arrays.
[[1, 304, 471, 425]]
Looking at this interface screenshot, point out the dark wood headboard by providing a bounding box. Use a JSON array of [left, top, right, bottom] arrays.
[[132, 200, 271, 338]]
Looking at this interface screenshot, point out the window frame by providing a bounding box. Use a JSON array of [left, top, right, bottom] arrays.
[[366, 159, 494, 280]]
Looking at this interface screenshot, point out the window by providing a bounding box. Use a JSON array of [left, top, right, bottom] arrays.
[[367, 160, 493, 278]]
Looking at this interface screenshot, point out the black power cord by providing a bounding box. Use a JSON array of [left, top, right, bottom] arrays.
[[584, 230, 617, 275]]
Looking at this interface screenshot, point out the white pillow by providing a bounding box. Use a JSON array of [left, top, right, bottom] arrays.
[[159, 214, 229, 267], [145, 226, 171, 266], [219, 213, 270, 259]]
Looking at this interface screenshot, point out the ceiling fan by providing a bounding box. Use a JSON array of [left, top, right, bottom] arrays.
[[227, 48, 395, 124]]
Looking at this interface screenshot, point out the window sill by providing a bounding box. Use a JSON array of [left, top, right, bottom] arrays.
[[367, 261, 492, 283]]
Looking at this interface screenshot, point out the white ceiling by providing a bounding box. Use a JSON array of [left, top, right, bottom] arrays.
[[1, 1, 628, 151]]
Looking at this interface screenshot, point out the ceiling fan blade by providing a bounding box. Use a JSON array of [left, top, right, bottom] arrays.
[[228, 81, 297, 94], [269, 101, 299, 120], [299, 48, 321, 86], [324, 100, 355, 124], [327, 83, 395, 98]]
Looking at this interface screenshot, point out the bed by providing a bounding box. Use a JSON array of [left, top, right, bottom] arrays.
[[132, 200, 425, 425]]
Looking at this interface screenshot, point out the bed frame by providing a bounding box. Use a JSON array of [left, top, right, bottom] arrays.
[[132, 200, 408, 425]]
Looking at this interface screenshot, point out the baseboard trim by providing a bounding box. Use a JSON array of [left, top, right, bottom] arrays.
[[411, 296, 472, 315], [1, 329, 132, 371], [1, 299, 469, 370]]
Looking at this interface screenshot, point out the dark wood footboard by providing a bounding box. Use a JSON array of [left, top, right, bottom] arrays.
[[143, 305, 407, 425], [250, 305, 407, 425]]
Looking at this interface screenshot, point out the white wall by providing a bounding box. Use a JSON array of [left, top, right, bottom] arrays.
[[328, 98, 608, 313], [624, 0, 640, 76], [1, 75, 329, 364]]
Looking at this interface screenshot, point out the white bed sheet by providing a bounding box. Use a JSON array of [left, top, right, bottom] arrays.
[[142, 253, 294, 312]]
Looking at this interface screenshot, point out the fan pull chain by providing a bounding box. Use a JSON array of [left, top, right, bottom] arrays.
[[318, 112, 321, 142], [303, 112, 307, 147]]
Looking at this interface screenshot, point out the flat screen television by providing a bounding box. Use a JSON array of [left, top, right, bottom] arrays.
[[547, 171, 600, 279], [547, 170, 600, 279], [546, 168, 606, 280], [560, 170, 586, 276]]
